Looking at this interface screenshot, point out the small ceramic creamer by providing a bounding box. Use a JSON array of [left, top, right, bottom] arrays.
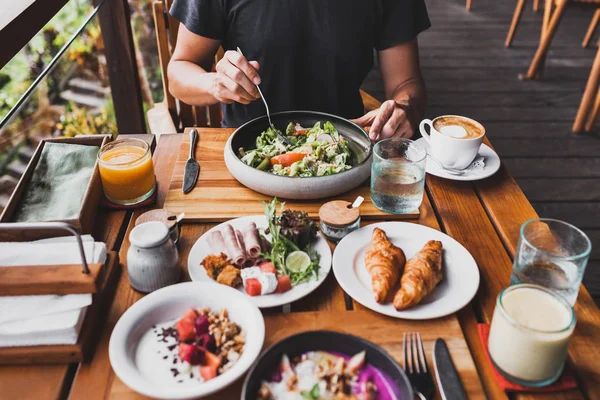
[[127, 221, 180, 293]]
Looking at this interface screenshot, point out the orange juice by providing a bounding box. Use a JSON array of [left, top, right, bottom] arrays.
[[98, 138, 155, 205]]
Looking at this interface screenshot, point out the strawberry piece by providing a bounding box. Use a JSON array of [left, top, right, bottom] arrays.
[[197, 333, 215, 352], [176, 317, 196, 342], [245, 278, 262, 296], [178, 342, 205, 364], [275, 275, 292, 293], [204, 351, 222, 369], [200, 365, 217, 381], [259, 262, 276, 274], [194, 314, 209, 335]]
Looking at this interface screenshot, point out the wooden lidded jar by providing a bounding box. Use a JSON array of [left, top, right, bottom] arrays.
[[319, 200, 361, 242]]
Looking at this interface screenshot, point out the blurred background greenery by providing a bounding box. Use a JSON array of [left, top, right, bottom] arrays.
[[0, 0, 163, 210]]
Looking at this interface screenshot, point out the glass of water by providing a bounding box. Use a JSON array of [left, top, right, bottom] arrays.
[[370, 138, 427, 214], [510, 218, 592, 305]]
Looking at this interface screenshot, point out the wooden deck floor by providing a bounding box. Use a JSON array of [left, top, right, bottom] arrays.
[[362, 0, 600, 301]]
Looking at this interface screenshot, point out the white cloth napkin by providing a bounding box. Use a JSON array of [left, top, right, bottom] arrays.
[[0, 235, 106, 347]]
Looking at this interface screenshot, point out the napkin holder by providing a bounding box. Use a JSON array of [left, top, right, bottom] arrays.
[[0, 135, 111, 242], [0, 222, 120, 364]]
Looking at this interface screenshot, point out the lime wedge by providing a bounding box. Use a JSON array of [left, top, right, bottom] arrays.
[[286, 251, 311, 273]]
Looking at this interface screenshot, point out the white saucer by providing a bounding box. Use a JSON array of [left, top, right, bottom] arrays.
[[414, 138, 501, 181]]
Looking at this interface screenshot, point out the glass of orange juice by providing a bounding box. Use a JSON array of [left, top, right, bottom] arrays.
[[98, 138, 156, 205]]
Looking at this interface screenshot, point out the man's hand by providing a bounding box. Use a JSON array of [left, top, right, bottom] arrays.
[[352, 100, 414, 141], [211, 50, 262, 105]]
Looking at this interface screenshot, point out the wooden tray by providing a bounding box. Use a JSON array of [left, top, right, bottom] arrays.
[[0, 251, 121, 364], [164, 129, 419, 222], [0, 135, 111, 242]]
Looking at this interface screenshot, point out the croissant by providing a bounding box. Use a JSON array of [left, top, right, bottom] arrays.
[[364, 228, 406, 303], [393, 240, 443, 310]]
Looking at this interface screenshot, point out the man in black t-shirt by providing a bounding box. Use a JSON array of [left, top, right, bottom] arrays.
[[168, 0, 430, 140]]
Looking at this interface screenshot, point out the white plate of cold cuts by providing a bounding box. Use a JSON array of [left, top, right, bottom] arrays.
[[188, 215, 332, 308]]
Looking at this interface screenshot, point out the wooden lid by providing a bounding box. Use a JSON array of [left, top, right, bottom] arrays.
[[319, 200, 360, 227], [135, 209, 177, 230]]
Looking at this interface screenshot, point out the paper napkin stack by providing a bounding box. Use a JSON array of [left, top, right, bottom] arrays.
[[0, 235, 106, 347]]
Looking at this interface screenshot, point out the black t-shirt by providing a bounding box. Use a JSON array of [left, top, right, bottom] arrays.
[[170, 0, 430, 127]]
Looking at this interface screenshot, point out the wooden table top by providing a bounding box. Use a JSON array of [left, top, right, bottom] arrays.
[[2, 131, 599, 400]]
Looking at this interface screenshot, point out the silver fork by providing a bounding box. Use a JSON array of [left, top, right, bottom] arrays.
[[403, 332, 436, 400], [236, 47, 293, 146]]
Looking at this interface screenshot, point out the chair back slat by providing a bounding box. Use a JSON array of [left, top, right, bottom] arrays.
[[152, 0, 222, 130], [179, 102, 196, 127], [164, 0, 179, 51], [152, 1, 177, 115]]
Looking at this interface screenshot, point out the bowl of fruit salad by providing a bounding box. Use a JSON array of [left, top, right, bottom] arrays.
[[242, 330, 413, 400], [109, 282, 265, 399]]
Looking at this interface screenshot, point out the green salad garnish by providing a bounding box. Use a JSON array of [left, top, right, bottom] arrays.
[[262, 198, 320, 285], [239, 121, 353, 177]]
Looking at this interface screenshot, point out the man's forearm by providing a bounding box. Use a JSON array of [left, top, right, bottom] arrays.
[[167, 60, 219, 107], [389, 77, 427, 129]]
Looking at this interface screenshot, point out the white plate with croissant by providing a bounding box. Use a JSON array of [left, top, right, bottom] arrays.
[[333, 222, 480, 320]]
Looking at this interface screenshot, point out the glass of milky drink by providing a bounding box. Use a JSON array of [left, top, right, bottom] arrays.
[[511, 218, 591, 306], [419, 115, 485, 169], [488, 284, 576, 387]]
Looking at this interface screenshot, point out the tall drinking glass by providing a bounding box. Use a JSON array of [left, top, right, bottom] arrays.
[[510, 218, 591, 305], [488, 284, 576, 387], [370, 138, 427, 214]]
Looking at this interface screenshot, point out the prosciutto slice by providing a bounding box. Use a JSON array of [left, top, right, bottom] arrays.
[[242, 222, 262, 258], [206, 231, 228, 258], [236, 229, 254, 268], [222, 224, 246, 267]]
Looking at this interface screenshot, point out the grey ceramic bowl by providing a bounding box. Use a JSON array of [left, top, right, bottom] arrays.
[[224, 111, 372, 200]]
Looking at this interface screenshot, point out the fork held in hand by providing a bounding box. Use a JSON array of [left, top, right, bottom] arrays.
[[403, 332, 436, 400]]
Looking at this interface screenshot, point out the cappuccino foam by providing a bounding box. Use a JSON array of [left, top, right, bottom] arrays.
[[433, 116, 484, 139]]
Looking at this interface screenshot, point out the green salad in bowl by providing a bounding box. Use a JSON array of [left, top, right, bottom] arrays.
[[238, 121, 353, 177]]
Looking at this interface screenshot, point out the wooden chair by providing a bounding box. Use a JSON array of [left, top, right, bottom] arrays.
[[147, 0, 382, 135], [573, 40, 600, 131], [147, 0, 222, 135], [582, 8, 600, 46], [506, 0, 600, 50], [520, 0, 600, 80]]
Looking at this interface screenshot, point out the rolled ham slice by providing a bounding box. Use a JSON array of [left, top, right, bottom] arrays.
[[243, 222, 262, 258], [222, 224, 246, 267], [236, 229, 254, 268], [206, 231, 228, 258]]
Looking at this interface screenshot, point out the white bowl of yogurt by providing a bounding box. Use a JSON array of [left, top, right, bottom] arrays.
[[109, 282, 265, 399]]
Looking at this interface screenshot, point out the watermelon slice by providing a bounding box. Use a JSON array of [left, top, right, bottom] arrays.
[[200, 365, 217, 381], [259, 261, 276, 274], [245, 278, 262, 296], [275, 275, 292, 293], [176, 317, 196, 342]]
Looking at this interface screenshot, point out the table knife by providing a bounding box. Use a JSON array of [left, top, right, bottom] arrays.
[[433, 338, 468, 400], [182, 129, 200, 194]]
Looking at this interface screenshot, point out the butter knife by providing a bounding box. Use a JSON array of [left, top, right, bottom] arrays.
[[433, 338, 468, 400], [182, 129, 200, 194]]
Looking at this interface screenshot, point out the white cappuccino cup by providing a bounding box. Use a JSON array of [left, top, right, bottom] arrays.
[[419, 115, 485, 170]]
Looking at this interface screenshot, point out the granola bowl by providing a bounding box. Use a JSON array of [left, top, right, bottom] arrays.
[[109, 282, 265, 399], [241, 330, 413, 399]]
